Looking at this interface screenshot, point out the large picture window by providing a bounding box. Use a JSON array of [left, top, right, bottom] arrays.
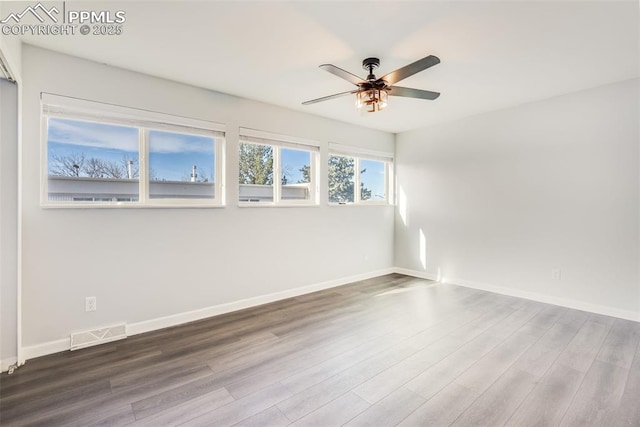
[[42, 94, 225, 207], [238, 130, 319, 205], [328, 145, 393, 205]]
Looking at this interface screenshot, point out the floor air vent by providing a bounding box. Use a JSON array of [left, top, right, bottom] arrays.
[[70, 323, 127, 351]]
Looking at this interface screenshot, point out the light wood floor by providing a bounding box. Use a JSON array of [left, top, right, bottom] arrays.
[[1, 274, 639, 426]]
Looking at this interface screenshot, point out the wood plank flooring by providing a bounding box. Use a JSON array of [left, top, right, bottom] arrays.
[[1, 274, 639, 426]]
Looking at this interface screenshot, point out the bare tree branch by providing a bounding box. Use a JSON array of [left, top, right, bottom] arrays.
[[49, 152, 86, 177]]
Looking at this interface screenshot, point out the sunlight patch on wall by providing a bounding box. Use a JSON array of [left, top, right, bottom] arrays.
[[399, 185, 408, 226]]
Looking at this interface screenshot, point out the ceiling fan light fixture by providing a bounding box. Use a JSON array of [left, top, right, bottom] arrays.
[[303, 55, 440, 110], [356, 88, 388, 113]]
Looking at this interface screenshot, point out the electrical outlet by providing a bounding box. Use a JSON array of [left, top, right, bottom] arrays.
[[85, 296, 97, 312], [551, 269, 562, 281]]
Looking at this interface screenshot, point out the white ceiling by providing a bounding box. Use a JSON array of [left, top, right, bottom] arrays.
[[13, 1, 640, 133]]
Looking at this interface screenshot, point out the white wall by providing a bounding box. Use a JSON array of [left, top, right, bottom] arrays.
[[0, 19, 22, 370], [0, 78, 19, 368], [395, 79, 640, 319], [20, 45, 394, 353]]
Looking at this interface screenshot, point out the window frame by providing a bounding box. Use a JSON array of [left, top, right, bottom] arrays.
[[238, 128, 320, 207], [328, 144, 394, 206], [41, 93, 226, 208]]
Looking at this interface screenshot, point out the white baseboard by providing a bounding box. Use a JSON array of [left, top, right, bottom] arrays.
[[395, 268, 640, 322], [22, 338, 69, 363], [127, 268, 395, 336], [9, 266, 635, 373], [2, 337, 69, 373], [10, 267, 396, 369], [394, 268, 438, 282]]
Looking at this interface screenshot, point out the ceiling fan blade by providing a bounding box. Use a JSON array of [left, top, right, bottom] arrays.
[[388, 86, 440, 100], [302, 90, 359, 105], [319, 64, 365, 86], [379, 55, 440, 86]]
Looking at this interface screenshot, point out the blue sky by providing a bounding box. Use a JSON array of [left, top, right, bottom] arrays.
[[360, 159, 386, 200], [281, 148, 310, 183], [149, 130, 214, 182], [47, 118, 139, 168], [47, 118, 215, 181]]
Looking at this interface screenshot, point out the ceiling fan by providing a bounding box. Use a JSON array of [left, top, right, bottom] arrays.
[[302, 55, 441, 113]]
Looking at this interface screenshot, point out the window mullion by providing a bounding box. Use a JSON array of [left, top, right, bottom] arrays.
[[216, 137, 225, 205], [139, 128, 149, 204], [311, 151, 319, 204], [41, 115, 50, 205], [273, 145, 281, 204], [386, 161, 393, 204], [354, 157, 361, 204]]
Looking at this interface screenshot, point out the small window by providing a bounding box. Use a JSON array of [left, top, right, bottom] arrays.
[[47, 118, 140, 203], [149, 130, 217, 200], [328, 146, 392, 205], [238, 130, 319, 205]]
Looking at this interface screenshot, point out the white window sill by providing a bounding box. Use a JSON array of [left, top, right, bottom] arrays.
[[41, 202, 225, 209], [237, 202, 319, 208], [328, 202, 394, 207]]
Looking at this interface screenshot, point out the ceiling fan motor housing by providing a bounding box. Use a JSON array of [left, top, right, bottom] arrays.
[[362, 57, 380, 81]]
